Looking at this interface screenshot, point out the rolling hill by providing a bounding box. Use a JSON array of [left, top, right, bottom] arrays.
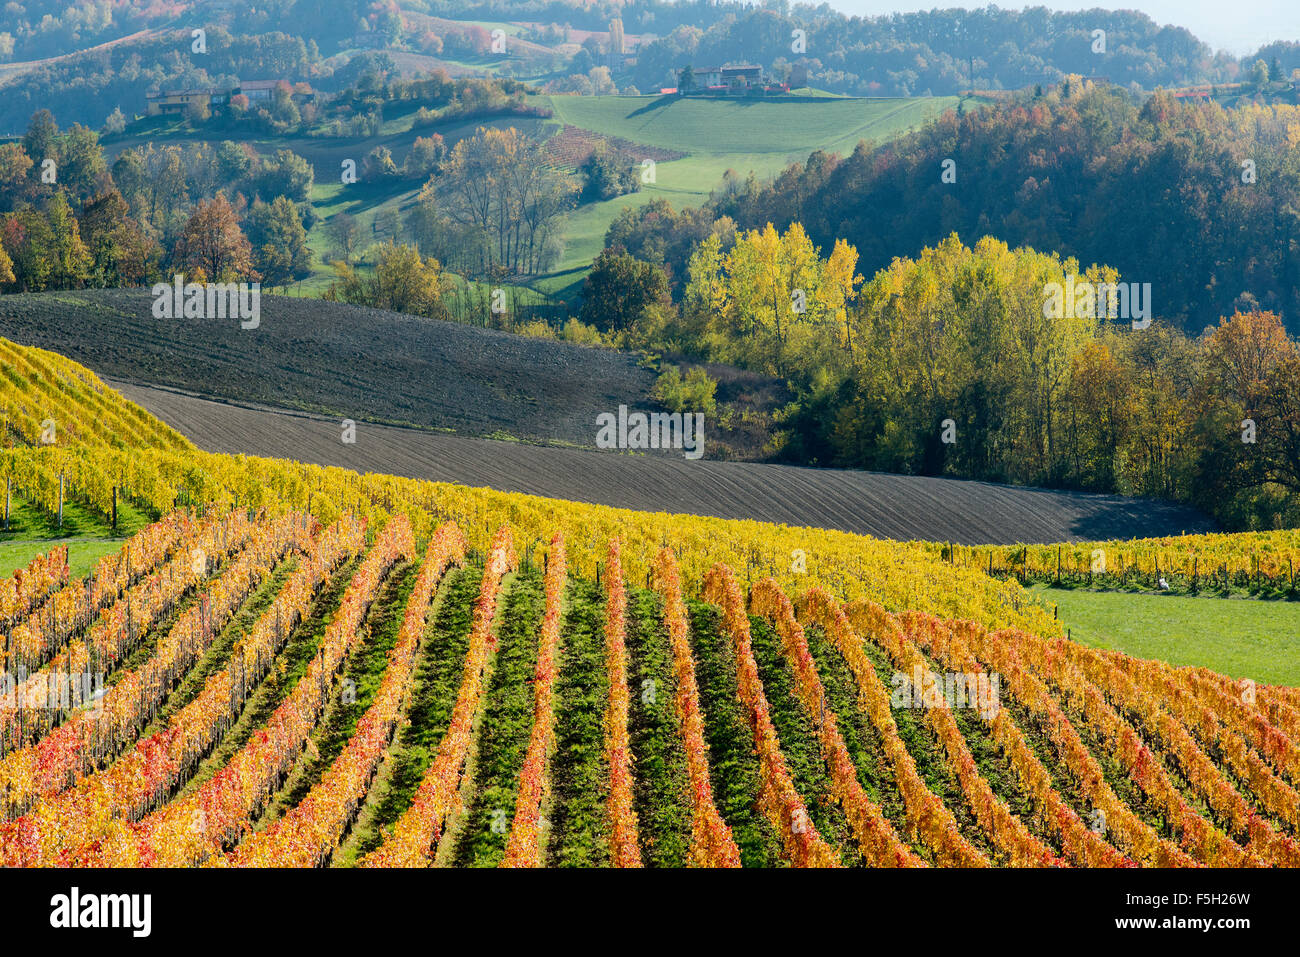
[[95, 90, 960, 300], [0, 290, 1215, 544], [0, 335, 1292, 873], [530, 93, 961, 291]]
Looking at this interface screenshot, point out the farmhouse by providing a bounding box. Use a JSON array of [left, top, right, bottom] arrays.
[[678, 64, 766, 93], [145, 79, 304, 115], [237, 79, 282, 102], [145, 88, 229, 116]]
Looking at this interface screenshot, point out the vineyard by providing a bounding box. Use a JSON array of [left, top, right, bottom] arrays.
[[2, 514, 1299, 867], [1, 336, 1298, 867], [931, 536, 1300, 597], [540, 124, 686, 170]]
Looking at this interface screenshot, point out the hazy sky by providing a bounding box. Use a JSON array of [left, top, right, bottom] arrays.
[[824, 1, 1300, 56]]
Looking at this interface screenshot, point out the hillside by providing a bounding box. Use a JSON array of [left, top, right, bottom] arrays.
[[111, 379, 1214, 546], [81, 91, 951, 302], [0, 335, 1295, 874], [531, 93, 958, 289], [0, 290, 1215, 544], [0, 289, 658, 444]]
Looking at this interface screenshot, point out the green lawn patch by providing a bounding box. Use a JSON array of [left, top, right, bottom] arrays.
[[1031, 586, 1300, 687]]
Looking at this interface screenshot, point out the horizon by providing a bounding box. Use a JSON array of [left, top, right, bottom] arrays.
[[823, 1, 1300, 57]]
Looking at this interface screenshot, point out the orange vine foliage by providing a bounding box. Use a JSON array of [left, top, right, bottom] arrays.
[[501, 533, 567, 868], [649, 547, 740, 867], [900, 611, 1133, 867], [112, 515, 414, 866], [702, 563, 841, 867], [230, 523, 466, 867], [602, 539, 641, 867], [752, 581, 923, 867], [361, 525, 516, 867]]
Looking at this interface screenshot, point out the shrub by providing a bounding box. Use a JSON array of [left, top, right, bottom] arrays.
[[653, 365, 717, 415]]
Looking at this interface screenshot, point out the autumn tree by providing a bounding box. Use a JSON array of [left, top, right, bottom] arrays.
[[0, 143, 33, 211], [59, 123, 109, 203], [247, 196, 312, 287], [0, 193, 90, 291], [327, 213, 361, 264], [170, 193, 256, 281], [413, 126, 575, 277], [324, 241, 450, 321], [362, 145, 399, 182], [404, 135, 445, 178], [251, 148, 313, 203], [22, 110, 58, 174], [578, 249, 671, 334], [43, 192, 91, 288], [683, 222, 858, 383], [80, 189, 159, 286]]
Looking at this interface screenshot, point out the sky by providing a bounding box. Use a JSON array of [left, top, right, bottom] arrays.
[[824, 1, 1300, 57]]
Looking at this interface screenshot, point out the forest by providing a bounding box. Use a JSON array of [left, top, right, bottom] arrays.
[[619, 83, 1300, 336]]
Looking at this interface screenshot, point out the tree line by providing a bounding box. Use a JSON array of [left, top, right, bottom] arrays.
[[0, 111, 313, 288], [581, 224, 1300, 531], [615, 82, 1300, 337]]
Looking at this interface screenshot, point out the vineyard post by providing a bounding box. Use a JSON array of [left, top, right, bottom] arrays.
[[1057, 546, 1061, 584], [112, 486, 118, 530], [58, 473, 64, 528], [4, 476, 9, 530]]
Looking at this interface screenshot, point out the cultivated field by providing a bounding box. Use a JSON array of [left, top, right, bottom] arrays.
[[0, 290, 658, 444], [1, 333, 1296, 868], [1, 509, 1296, 868], [0, 289, 1214, 543], [112, 378, 1215, 545]]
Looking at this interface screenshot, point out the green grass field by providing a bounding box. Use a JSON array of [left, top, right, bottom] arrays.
[[538, 94, 956, 156], [1030, 585, 1300, 687], [0, 493, 153, 578], [107, 91, 962, 307], [531, 93, 960, 288]]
